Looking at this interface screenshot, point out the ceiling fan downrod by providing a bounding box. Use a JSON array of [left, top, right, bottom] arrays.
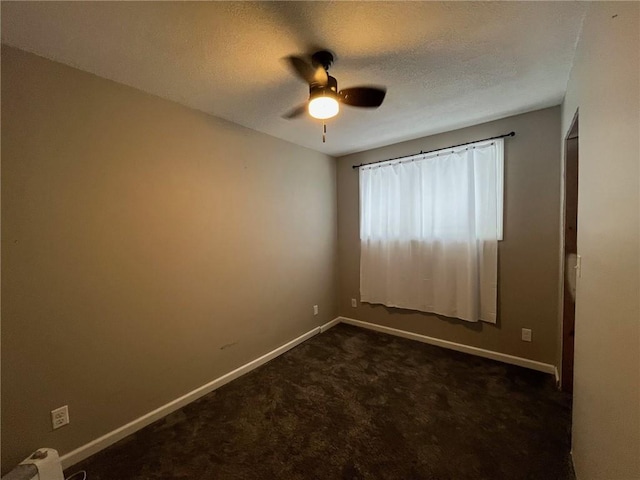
[[311, 50, 334, 72]]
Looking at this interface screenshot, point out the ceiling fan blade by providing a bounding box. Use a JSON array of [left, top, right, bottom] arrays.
[[282, 103, 308, 120], [339, 87, 387, 107], [285, 55, 328, 86]]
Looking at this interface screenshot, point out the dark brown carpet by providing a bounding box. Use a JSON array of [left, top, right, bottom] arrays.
[[68, 324, 574, 480]]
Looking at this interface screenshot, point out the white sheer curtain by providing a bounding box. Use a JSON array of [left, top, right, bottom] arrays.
[[359, 139, 503, 323]]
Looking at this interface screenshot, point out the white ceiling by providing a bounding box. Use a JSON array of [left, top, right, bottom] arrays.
[[1, 1, 587, 156]]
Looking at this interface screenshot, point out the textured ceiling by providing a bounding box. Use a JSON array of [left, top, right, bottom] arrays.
[[1, 1, 587, 156]]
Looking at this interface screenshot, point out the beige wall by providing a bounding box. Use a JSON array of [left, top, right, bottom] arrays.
[[337, 107, 562, 365], [1, 46, 337, 471], [561, 3, 639, 478]]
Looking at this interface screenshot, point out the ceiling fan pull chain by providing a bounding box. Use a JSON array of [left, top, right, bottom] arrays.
[[323, 122, 327, 143]]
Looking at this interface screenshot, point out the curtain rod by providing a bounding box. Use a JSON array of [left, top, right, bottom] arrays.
[[351, 131, 515, 169]]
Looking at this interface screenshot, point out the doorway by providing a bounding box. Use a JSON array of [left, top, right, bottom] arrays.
[[561, 113, 579, 393]]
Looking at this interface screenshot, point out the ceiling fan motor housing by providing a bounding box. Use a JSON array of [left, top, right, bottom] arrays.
[[309, 75, 338, 99]]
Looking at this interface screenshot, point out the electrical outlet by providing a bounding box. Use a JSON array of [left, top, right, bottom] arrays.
[[51, 405, 69, 430], [521, 328, 532, 342], [351, 298, 357, 308], [313, 305, 319, 316]]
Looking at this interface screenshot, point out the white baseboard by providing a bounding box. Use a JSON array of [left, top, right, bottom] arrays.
[[338, 316, 557, 375], [60, 315, 555, 469], [60, 317, 340, 469], [319, 317, 341, 332]]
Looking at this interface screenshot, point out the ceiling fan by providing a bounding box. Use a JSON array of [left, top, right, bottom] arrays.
[[283, 50, 387, 121]]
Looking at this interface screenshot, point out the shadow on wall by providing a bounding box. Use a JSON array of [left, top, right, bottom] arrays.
[[362, 303, 488, 333]]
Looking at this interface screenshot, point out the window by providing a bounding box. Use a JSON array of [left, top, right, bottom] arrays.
[[359, 139, 503, 323]]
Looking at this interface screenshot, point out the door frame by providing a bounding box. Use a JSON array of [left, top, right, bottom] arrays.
[[560, 111, 579, 392]]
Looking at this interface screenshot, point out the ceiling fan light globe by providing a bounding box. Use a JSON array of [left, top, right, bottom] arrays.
[[308, 96, 339, 119]]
